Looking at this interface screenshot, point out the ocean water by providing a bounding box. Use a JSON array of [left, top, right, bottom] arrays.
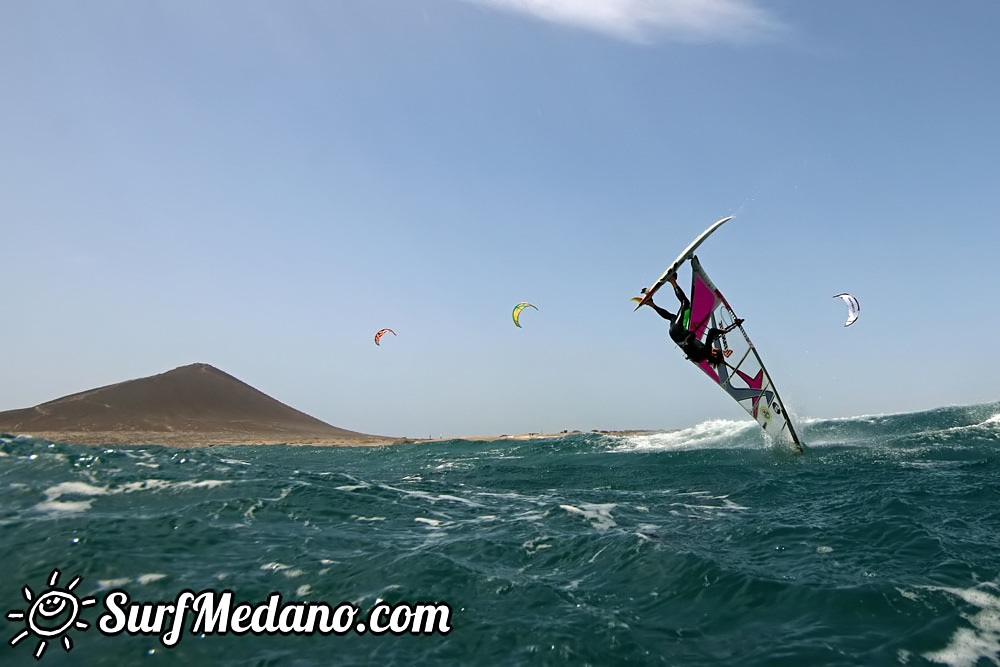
[[2, 404, 999, 666]]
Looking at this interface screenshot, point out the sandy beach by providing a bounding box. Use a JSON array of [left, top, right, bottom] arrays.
[[4, 430, 400, 448]]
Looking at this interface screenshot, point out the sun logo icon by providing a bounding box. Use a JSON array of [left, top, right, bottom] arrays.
[[7, 569, 97, 660]]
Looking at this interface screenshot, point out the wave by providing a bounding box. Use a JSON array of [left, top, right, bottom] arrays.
[[596, 402, 1000, 455], [607, 419, 762, 452], [36, 478, 232, 515], [2, 403, 999, 666]]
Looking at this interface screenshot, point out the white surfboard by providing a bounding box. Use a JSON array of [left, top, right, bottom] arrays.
[[632, 216, 733, 311]]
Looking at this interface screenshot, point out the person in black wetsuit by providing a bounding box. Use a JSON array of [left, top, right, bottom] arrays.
[[639, 274, 743, 366]]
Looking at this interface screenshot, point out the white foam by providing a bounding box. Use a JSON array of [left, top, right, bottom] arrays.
[[671, 501, 735, 513], [560, 503, 617, 530], [379, 483, 439, 502], [588, 545, 609, 563], [932, 414, 1000, 437], [522, 537, 552, 553], [35, 482, 108, 513], [612, 419, 759, 452], [415, 517, 442, 527], [37, 478, 231, 514], [921, 583, 1000, 667], [435, 494, 484, 507], [93, 574, 167, 589], [45, 481, 107, 499], [432, 461, 471, 471], [118, 479, 229, 493], [260, 562, 291, 573], [35, 500, 95, 514], [239, 485, 294, 525], [380, 483, 482, 507]]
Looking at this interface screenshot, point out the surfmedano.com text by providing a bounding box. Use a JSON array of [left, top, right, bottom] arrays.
[[98, 589, 453, 647]]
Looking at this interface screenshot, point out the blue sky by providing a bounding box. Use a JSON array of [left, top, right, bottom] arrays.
[[2, 0, 998, 438]]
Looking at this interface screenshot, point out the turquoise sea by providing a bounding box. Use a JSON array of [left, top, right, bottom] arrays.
[[2, 404, 999, 666]]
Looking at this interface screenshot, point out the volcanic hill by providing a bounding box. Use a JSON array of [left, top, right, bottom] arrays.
[[0, 363, 393, 447]]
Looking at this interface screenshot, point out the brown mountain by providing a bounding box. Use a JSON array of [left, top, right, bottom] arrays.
[[0, 363, 393, 447]]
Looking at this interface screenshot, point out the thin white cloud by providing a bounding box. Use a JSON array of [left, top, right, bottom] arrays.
[[464, 0, 787, 44]]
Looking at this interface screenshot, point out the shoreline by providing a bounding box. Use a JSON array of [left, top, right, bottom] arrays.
[[401, 429, 663, 444], [3, 429, 665, 448]]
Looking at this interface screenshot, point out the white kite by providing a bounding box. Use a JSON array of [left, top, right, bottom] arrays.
[[833, 294, 860, 327]]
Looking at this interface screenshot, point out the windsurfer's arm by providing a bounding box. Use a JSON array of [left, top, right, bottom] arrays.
[[722, 318, 744, 333]]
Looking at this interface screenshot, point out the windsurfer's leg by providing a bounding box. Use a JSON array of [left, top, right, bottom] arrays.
[[683, 339, 711, 364], [671, 282, 691, 312], [649, 302, 676, 323]]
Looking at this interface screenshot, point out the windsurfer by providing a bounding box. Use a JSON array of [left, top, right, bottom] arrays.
[[640, 274, 743, 366]]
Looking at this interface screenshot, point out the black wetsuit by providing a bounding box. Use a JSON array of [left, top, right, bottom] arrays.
[[650, 282, 726, 364]]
